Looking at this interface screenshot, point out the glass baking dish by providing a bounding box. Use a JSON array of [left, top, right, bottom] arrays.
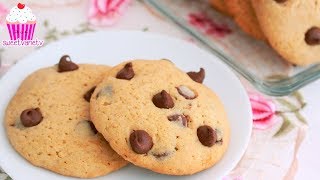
[[145, 0, 320, 96]]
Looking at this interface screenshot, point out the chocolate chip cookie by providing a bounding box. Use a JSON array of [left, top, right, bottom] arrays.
[[90, 60, 230, 175], [5, 56, 128, 178], [225, 0, 265, 40], [251, 0, 320, 65], [209, 0, 232, 16]]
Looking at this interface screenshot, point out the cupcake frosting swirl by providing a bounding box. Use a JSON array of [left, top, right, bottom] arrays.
[[6, 5, 36, 23]]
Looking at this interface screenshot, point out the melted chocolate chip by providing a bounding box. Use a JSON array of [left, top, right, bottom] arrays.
[[130, 130, 153, 154], [88, 121, 98, 134], [305, 27, 320, 45], [20, 108, 43, 127], [83, 86, 96, 102], [197, 125, 217, 147], [187, 68, 205, 83], [116, 62, 135, 80], [58, 55, 79, 72], [176, 85, 197, 99], [167, 114, 188, 127], [152, 90, 174, 109]]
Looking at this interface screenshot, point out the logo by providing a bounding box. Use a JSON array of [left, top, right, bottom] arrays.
[[2, 3, 44, 47]]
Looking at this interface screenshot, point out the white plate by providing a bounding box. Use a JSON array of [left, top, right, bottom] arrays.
[[0, 31, 252, 180]]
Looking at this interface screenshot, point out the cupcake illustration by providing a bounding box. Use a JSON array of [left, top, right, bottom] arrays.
[[6, 3, 36, 40]]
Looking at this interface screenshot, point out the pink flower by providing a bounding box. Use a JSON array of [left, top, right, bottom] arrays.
[[0, 3, 8, 26], [88, 0, 131, 27], [249, 92, 279, 130]]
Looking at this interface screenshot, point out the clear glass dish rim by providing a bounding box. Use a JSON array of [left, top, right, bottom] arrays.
[[145, 0, 320, 96]]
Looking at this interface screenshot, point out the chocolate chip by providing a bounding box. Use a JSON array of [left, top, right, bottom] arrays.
[[88, 121, 98, 134], [116, 62, 135, 80], [83, 86, 96, 102], [58, 55, 79, 72], [197, 125, 217, 147], [20, 108, 43, 127], [152, 90, 174, 109], [167, 114, 188, 127], [305, 27, 320, 45], [187, 68, 205, 83], [130, 130, 153, 154], [152, 152, 169, 159], [177, 85, 197, 99]]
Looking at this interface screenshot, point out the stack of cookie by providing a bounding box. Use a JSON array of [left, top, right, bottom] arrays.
[[5, 55, 230, 178], [209, 0, 320, 65]]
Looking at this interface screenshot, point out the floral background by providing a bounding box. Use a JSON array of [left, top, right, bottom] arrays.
[[0, 0, 316, 179]]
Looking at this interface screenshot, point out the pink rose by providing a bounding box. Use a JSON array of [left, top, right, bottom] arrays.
[[249, 92, 279, 130], [88, 0, 131, 27], [0, 3, 8, 26]]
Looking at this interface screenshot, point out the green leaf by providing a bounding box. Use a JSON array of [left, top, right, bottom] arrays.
[[79, 23, 87, 27], [82, 27, 94, 32], [5, 176, 13, 180], [43, 20, 49, 27], [294, 112, 308, 125], [73, 29, 85, 34], [292, 91, 306, 108], [142, 27, 149, 32], [48, 28, 57, 34], [44, 34, 58, 41], [276, 98, 298, 111], [86, 27, 95, 32], [274, 114, 295, 137], [60, 31, 70, 36]]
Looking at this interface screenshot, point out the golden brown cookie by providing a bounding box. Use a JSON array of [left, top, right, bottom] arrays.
[[90, 60, 230, 175], [225, 0, 265, 40], [5, 56, 128, 178], [251, 0, 320, 65], [209, 0, 232, 16]]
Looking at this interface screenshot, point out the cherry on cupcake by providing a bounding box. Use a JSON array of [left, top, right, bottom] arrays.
[[17, 3, 25, 9]]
